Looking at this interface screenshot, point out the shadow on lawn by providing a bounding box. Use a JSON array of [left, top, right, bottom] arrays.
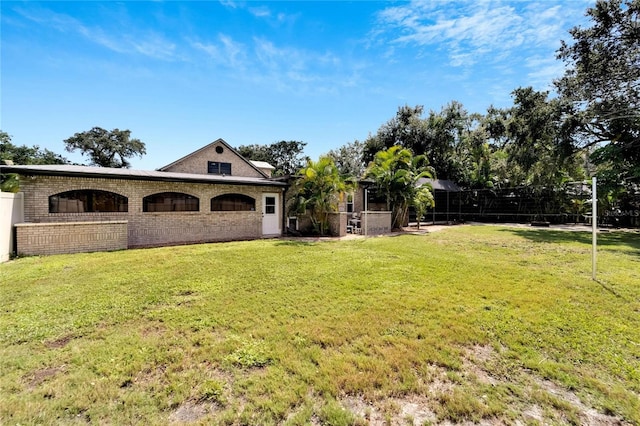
[[273, 240, 318, 247], [499, 228, 640, 256]]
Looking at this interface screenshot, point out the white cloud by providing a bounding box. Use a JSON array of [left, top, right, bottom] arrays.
[[219, 35, 247, 68], [221, 2, 298, 27], [190, 33, 353, 94], [218, 1, 238, 9], [127, 34, 176, 61], [249, 37, 356, 94], [375, 0, 593, 68], [248, 6, 271, 18], [13, 5, 178, 61], [191, 34, 247, 69], [253, 37, 313, 77]]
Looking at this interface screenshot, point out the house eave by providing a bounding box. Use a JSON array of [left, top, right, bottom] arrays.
[[0, 165, 288, 188]]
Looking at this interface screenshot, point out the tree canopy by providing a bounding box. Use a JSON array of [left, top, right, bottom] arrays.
[[1, 130, 69, 192], [1, 130, 69, 166], [486, 87, 586, 188], [236, 140, 308, 176], [363, 105, 428, 164], [64, 127, 146, 168], [555, 0, 640, 187], [326, 140, 367, 178]]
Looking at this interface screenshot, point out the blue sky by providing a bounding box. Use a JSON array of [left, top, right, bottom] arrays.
[[1, 0, 593, 170]]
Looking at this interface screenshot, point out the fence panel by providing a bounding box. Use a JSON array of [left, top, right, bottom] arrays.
[[1, 192, 24, 262], [423, 183, 639, 227]]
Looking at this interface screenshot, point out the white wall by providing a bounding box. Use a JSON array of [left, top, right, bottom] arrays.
[[1, 192, 24, 262]]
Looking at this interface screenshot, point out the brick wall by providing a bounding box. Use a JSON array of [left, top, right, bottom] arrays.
[[16, 221, 127, 256], [18, 175, 281, 249], [361, 211, 392, 236], [328, 212, 347, 237], [128, 211, 260, 247]]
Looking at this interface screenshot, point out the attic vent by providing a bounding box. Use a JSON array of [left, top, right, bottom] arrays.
[[215, 146, 224, 154]]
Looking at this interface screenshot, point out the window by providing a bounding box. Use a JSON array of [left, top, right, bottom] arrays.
[[208, 161, 232, 175], [211, 194, 256, 211], [143, 192, 199, 212], [347, 193, 354, 213], [265, 196, 276, 214], [49, 190, 128, 213]]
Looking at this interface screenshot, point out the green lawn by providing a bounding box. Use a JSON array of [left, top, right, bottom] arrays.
[[1, 226, 639, 425]]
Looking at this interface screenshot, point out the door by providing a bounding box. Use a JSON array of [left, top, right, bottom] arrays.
[[262, 193, 280, 235]]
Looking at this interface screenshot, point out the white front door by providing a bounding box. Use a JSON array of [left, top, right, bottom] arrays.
[[262, 193, 280, 235]]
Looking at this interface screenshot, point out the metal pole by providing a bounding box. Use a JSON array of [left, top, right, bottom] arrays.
[[592, 177, 597, 280], [446, 191, 450, 223], [364, 188, 368, 212]]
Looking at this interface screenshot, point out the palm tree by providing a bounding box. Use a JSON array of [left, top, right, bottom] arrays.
[[365, 146, 435, 229], [291, 156, 350, 235]]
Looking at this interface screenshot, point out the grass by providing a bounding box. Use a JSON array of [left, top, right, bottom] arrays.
[[1, 225, 639, 425]]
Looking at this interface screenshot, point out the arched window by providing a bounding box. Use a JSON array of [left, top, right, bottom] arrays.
[[143, 192, 199, 212], [211, 194, 255, 211], [49, 190, 128, 213]]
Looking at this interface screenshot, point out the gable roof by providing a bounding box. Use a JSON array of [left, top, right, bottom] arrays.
[[156, 138, 270, 178]]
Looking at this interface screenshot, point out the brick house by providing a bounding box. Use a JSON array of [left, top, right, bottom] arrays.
[[1, 139, 288, 256]]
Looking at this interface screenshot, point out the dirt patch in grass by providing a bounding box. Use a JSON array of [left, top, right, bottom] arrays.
[[461, 344, 500, 386], [26, 366, 65, 388], [44, 334, 74, 349], [133, 363, 169, 387], [338, 345, 633, 425], [533, 378, 631, 425], [459, 345, 632, 426], [156, 365, 232, 424], [168, 401, 218, 424], [140, 322, 168, 338], [342, 394, 437, 425], [339, 364, 454, 424]]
